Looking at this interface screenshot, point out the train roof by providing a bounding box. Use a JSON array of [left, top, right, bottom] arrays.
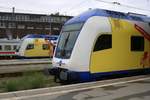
[[66, 9, 150, 24], [21, 34, 59, 40], [0, 39, 20, 43]]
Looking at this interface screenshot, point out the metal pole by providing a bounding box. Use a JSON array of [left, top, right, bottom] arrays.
[[49, 15, 52, 35], [12, 7, 15, 39]]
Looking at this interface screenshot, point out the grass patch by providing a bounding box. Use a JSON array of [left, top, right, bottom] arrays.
[[0, 72, 59, 92]]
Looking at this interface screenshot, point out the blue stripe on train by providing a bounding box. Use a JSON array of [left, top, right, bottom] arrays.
[[65, 9, 150, 25], [22, 34, 58, 40], [76, 68, 150, 82], [16, 55, 51, 59]]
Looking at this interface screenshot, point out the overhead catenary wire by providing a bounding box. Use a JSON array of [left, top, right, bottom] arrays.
[[95, 0, 150, 12], [66, 0, 150, 16], [0, 0, 149, 15], [59, 0, 89, 15], [67, 0, 89, 11]]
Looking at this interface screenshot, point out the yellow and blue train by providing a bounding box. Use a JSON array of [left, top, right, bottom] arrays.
[[49, 9, 150, 82], [16, 34, 58, 58]]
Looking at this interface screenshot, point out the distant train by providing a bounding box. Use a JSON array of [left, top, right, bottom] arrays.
[[0, 39, 20, 58], [49, 9, 150, 82], [16, 34, 58, 58]]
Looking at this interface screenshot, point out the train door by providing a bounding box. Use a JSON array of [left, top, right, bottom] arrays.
[[89, 33, 113, 74]]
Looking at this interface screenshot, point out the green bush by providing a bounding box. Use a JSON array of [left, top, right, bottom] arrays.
[[4, 72, 48, 92], [5, 80, 19, 91], [25, 72, 47, 89]]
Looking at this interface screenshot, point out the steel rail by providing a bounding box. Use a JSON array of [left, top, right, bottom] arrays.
[[0, 60, 52, 74]]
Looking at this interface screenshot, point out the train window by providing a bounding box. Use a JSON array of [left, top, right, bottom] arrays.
[[4, 45, 11, 51], [43, 44, 49, 50], [13, 45, 17, 50], [131, 36, 144, 51], [62, 23, 84, 32], [26, 44, 34, 50], [0, 45, 2, 50], [93, 34, 112, 52]]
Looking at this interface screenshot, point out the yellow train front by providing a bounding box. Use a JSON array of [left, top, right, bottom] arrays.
[[16, 34, 58, 58], [49, 9, 150, 82]]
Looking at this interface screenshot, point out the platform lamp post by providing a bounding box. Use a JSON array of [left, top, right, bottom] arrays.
[[7, 7, 15, 40], [12, 7, 15, 39], [49, 15, 52, 35]]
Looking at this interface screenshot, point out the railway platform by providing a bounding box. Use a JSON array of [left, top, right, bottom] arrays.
[[0, 75, 149, 100]]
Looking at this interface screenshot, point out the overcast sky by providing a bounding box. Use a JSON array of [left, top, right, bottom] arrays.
[[0, 0, 150, 16]]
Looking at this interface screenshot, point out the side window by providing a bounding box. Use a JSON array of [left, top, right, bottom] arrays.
[[4, 45, 11, 51], [43, 44, 49, 50], [26, 44, 34, 50], [131, 36, 144, 51], [13, 45, 17, 50], [0, 45, 2, 50], [93, 34, 112, 52]]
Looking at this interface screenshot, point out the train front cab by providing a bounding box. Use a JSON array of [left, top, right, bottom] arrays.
[[50, 16, 113, 82], [17, 38, 52, 58]]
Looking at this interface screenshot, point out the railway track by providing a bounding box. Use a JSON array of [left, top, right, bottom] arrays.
[[0, 59, 52, 74]]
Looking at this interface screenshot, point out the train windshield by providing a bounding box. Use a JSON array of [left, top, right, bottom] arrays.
[[55, 23, 84, 59]]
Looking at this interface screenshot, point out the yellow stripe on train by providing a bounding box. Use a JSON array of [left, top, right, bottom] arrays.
[[90, 18, 150, 73]]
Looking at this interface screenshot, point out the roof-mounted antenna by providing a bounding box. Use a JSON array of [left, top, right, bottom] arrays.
[[112, 2, 121, 5], [127, 12, 147, 17]]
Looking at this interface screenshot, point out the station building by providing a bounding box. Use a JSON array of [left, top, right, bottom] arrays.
[[0, 12, 72, 39]]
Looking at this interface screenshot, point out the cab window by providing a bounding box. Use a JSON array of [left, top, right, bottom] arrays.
[[26, 44, 34, 50], [42, 44, 49, 50], [93, 34, 112, 52]]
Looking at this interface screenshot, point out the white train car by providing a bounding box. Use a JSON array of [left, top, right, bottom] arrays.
[[49, 9, 150, 82], [0, 39, 20, 58]]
